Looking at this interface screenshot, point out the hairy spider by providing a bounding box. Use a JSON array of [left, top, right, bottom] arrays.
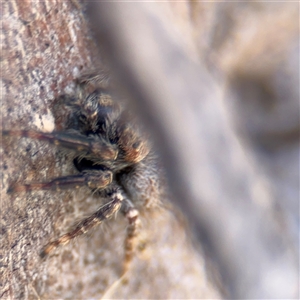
[[2, 75, 162, 276]]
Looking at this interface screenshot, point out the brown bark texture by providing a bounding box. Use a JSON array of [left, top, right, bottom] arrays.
[[1, 1, 299, 299]]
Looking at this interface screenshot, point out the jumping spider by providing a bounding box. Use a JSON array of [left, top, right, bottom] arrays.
[[3, 75, 161, 277]]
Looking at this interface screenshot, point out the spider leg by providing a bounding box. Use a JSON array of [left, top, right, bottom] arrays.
[[2, 130, 117, 160], [40, 189, 123, 258], [121, 199, 141, 276], [7, 169, 112, 193]]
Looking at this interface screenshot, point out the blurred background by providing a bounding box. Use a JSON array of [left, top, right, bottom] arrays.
[[89, 2, 299, 298]]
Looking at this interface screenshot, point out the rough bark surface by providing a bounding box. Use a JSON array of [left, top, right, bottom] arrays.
[[1, 1, 221, 299]]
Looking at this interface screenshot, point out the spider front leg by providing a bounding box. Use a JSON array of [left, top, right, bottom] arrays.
[[7, 169, 113, 193], [40, 188, 124, 258], [2, 130, 118, 160], [121, 199, 142, 276]]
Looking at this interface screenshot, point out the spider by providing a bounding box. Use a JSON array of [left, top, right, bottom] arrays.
[[2, 75, 161, 276]]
